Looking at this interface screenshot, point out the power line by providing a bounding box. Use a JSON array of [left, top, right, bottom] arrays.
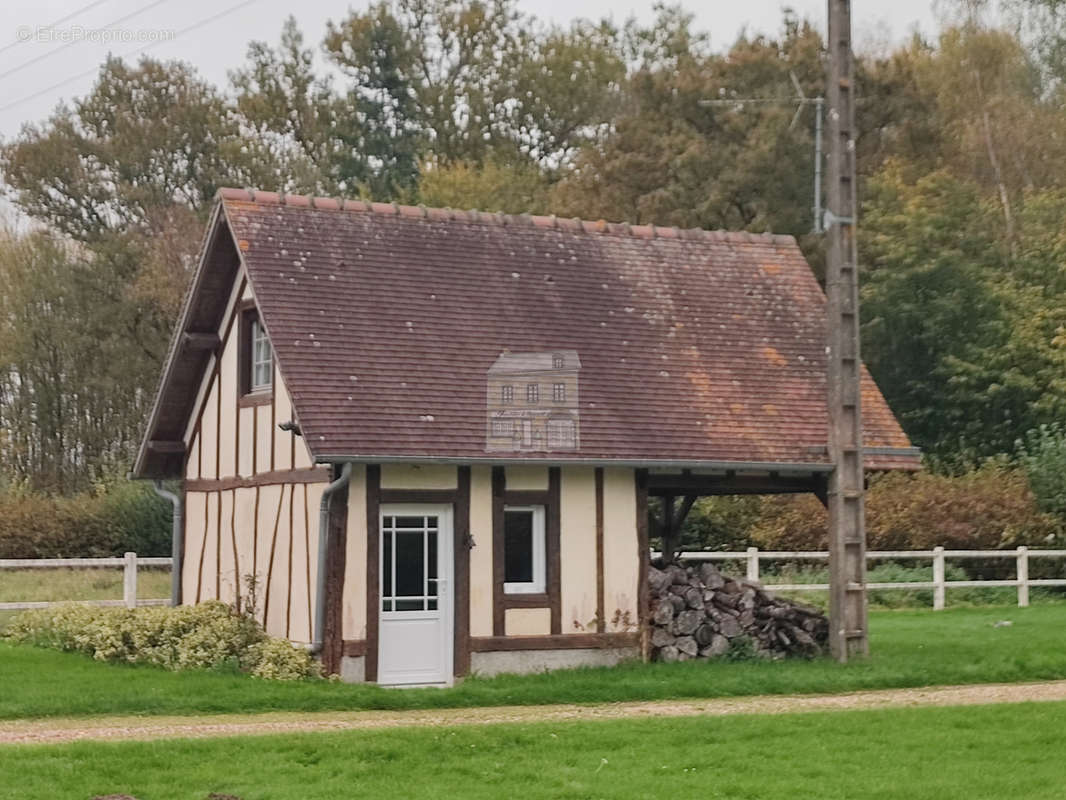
[[0, 0, 261, 115], [0, 0, 115, 57], [0, 0, 172, 82]]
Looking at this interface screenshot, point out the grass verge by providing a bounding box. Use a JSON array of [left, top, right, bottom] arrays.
[[3, 701, 1065, 799], [0, 605, 1064, 721], [0, 568, 172, 605], [0, 567, 173, 633]]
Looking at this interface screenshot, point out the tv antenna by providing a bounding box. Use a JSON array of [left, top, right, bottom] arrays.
[[698, 71, 825, 233]]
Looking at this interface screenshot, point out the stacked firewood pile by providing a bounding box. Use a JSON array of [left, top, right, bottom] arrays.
[[648, 561, 829, 661]]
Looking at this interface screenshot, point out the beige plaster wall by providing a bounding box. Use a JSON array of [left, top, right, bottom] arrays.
[[468, 466, 494, 637], [380, 464, 457, 489], [602, 467, 639, 631], [504, 466, 549, 490], [183, 273, 315, 486], [179, 270, 325, 644], [505, 607, 551, 636], [185, 481, 327, 643], [342, 465, 368, 641], [559, 467, 598, 633]]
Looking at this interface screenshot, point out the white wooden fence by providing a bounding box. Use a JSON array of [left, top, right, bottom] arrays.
[[0, 553, 172, 612], [654, 547, 1066, 610], [3, 548, 1066, 613]]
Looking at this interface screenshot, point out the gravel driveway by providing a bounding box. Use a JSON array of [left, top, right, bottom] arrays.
[[3, 680, 1065, 746]]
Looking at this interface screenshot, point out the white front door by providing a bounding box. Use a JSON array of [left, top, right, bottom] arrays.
[[378, 504, 454, 686]]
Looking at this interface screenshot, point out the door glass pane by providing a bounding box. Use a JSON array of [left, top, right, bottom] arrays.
[[395, 599, 425, 611], [395, 532, 425, 598], [394, 516, 426, 529], [504, 510, 534, 583], [382, 530, 393, 599]]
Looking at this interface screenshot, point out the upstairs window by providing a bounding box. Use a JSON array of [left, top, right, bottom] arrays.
[[251, 317, 273, 391], [503, 506, 545, 594], [526, 383, 539, 403], [552, 383, 565, 402], [501, 384, 514, 404], [240, 304, 273, 401], [552, 353, 564, 369]]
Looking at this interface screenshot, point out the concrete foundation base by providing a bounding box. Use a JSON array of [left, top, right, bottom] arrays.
[[469, 646, 639, 678], [339, 654, 366, 683]]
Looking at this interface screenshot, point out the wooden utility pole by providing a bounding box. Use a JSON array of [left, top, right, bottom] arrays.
[[825, 0, 867, 661]]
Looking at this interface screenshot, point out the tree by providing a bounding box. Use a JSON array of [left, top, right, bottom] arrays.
[[551, 11, 825, 239], [322, 0, 624, 180], [230, 17, 347, 195], [2, 57, 267, 241], [417, 158, 552, 212], [0, 233, 161, 492], [860, 165, 1066, 462]]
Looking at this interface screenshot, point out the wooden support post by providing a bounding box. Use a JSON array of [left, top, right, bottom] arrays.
[[662, 494, 676, 564], [1017, 546, 1030, 608], [826, 0, 867, 661], [746, 547, 760, 583], [123, 551, 137, 609], [932, 546, 945, 611]]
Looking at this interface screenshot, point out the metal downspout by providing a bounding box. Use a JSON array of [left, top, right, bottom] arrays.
[[311, 462, 352, 655], [152, 481, 184, 607]]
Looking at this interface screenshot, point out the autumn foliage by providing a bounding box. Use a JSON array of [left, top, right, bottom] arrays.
[[748, 464, 1062, 552]]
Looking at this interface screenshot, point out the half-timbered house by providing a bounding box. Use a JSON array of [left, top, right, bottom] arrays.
[[133, 188, 919, 685]]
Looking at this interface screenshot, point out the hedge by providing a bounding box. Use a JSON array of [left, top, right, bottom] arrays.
[[748, 462, 1063, 551], [0, 481, 171, 559], [6, 601, 320, 680]]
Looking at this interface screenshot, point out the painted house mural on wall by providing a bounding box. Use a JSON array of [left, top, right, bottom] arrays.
[[133, 189, 921, 688], [486, 350, 580, 452]]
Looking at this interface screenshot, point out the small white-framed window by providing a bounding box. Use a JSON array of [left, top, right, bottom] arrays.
[[250, 317, 273, 391], [503, 505, 545, 594], [491, 419, 513, 437], [501, 384, 514, 404], [526, 383, 539, 403], [552, 382, 565, 402]]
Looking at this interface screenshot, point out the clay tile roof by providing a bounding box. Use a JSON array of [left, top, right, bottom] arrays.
[[134, 188, 920, 476]]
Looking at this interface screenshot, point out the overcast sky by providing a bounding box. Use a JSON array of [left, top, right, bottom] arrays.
[[0, 0, 940, 141]]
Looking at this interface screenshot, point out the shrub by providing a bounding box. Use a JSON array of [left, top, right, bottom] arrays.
[[5, 601, 320, 680], [745, 463, 1063, 552], [246, 637, 322, 680], [0, 481, 171, 559], [1017, 424, 1066, 519]]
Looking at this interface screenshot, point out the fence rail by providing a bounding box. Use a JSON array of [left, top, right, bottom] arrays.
[[653, 547, 1066, 610], [0, 552, 173, 612], [4, 548, 1066, 614]]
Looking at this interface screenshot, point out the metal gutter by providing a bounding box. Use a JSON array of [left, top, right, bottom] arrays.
[[152, 481, 184, 607], [315, 454, 838, 472], [310, 462, 352, 656]]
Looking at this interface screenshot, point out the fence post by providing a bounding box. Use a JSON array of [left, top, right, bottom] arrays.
[[1017, 546, 1030, 608], [123, 551, 137, 609], [746, 547, 760, 583], [932, 546, 945, 611]]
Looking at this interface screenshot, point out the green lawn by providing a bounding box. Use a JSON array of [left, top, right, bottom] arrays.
[[1, 604, 1064, 721], [3, 701, 1065, 799]]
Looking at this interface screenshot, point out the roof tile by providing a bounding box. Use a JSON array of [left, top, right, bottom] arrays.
[[209, 189, 917, 470]]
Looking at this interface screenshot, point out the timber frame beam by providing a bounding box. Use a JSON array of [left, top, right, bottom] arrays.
[[646, 472, 822, 497]]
